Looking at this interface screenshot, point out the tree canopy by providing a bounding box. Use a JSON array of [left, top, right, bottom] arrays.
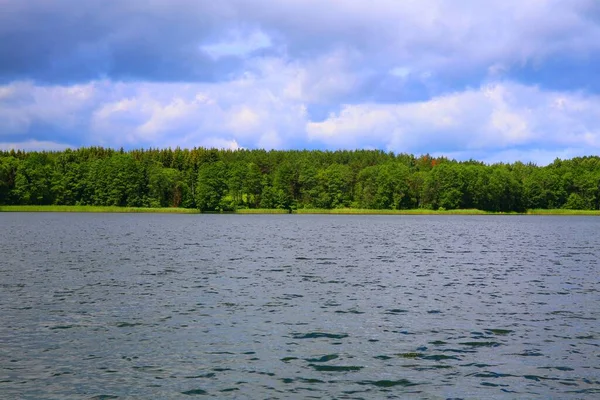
[[1, 147, 599, 212]]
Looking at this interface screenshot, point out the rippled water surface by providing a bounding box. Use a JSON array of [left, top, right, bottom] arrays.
[[1, 213, 599, 399]]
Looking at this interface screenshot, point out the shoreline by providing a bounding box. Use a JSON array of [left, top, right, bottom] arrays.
[[0, 205, 200, 214], [1, 205, 599, 215]]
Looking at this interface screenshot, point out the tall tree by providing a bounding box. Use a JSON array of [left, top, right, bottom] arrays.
[[195, 161, 228, 211]]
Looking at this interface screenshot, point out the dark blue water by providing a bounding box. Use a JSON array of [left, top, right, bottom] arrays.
[[1, 213, 599, 399]]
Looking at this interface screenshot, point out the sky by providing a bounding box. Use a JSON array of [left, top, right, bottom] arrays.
[[1, 0, 600, 165]]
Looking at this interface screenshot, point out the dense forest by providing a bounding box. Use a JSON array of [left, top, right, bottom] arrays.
[[1, 147, 600, 212]]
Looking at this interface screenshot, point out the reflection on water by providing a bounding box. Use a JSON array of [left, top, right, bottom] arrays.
[[1, 213, 599, 398]]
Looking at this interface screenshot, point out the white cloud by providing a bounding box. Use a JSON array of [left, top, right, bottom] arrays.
[[390, 67, 412, 78], [198, 137, 241, 150], [0, 58, 314, 148], [307, 81, 600, 164], [0, 80, 98, 136], [2, 0, 599, 94], [227, 106, 261, 134], [257, 130, 283, 150], [201, 29, 272, 59], [235, 0, 600, 77], [2, 77, 600, 165], [2, 69, 600, 165], [245, 52, 360, 104]]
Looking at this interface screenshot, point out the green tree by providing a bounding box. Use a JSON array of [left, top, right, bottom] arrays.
[[0, 156, 20, 205], [423, 163, 465, 210], [272, 161, 300, 210], [245, 162, 263, 208], [195, 161, 228, 211], [13, 153, 54, 205], [485, 166, 524, 212], [227, 162, 247, 208], [52, 151, 88, 205], [87, 154, 144, 206], [147, 163, 183, 207], [523, 168, 565, 209], [375, 162, 410, 209], [563, 193, 588, 210], [355, 165, 379, 209], [315, 163, 353, 209]]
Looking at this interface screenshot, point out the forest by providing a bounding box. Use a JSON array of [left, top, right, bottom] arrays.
[[1, 147, 600, 212]]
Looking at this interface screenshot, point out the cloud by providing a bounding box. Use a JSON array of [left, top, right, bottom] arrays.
[[307, 82, 600, 163], [1, 0, 599, 92], [2, 77, 600, 163], [202, 30, 272, 59], [0, 1, 240, 83], [1, 1, 599, 163], [197, 138, 242, 151], [0, 81, 98, 142], [0, 58, 312, 149]]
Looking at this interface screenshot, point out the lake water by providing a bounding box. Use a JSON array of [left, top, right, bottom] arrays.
[[1, 213, 599, 399]]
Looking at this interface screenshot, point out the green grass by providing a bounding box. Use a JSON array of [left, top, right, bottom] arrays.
[[2, 205, 598, 216], [293, 208, 499, 215], [0, 205, 199, 214], [234, 208, 291, 214], [294, 208, 599, 215], [525, 208, 600, 215]]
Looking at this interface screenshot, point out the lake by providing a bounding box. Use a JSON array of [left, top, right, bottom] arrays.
[[1, 213, 599, 399]]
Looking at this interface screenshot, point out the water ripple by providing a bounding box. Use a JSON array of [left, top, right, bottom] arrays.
[[1, 213, 599, 398]]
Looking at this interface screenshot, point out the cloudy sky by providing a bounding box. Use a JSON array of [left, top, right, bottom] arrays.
[[1, 0, 599, 164]]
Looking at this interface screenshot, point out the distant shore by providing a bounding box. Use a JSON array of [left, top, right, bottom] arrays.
[[0, 205, 200, 214], [1, 205, 600, 215]]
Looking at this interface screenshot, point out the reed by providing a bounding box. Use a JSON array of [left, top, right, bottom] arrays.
[[234, 208, 291, 214], [0, 205, 199, 214], [525, 209, 600, 215], [2, 205, 598, 215], [293, 208, 496, 215]]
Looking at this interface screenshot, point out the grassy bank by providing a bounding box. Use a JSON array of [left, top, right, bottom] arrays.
[[0, 205, 200, 214], [293, 208, 497, 215], [525, 209, 600, 215], [235, 208, 291, 214], [1, 205, 599, 215], [294, 208, 600, 215]]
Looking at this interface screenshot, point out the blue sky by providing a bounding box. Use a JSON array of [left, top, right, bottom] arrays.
[[1, 0, 600, 165]]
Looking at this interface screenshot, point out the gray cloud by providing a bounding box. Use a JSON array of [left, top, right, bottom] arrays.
[[0, 1, 242, 82], [2, 0, 599, 89], [2, 0, 600, 164], [3, 77, 600, 165]]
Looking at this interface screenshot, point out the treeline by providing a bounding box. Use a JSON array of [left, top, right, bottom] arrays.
[[1, 147, 600, 212]]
